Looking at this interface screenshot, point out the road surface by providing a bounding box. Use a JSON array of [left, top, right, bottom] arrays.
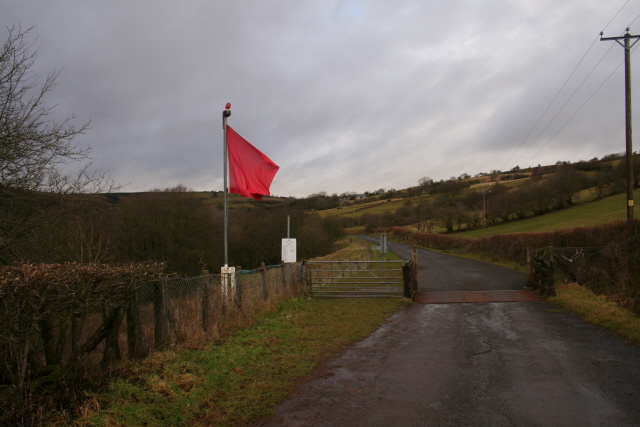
[[258, 238, 640, 426]]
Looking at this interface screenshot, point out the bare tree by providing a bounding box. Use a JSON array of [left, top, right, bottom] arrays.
[[418, 176, 433, 194], [0, 26, 116, 263]]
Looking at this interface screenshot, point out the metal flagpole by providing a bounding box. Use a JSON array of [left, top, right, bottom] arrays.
[[223, 103, 231, 266]]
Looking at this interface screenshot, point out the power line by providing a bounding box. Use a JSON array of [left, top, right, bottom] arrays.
[[509, 41, 617, 168], [501, 35, 600, 171], [626, 11, 640, 29], [522, 58, 624, 168], [502, 1, 634, 171], [603, 0, 631, 33], [522, 41, 640, 168]]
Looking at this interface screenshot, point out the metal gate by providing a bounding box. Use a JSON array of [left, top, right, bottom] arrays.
[[307, 260, 406, 297]]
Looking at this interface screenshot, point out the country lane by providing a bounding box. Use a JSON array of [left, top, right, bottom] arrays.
[[257, 237, 640, 426]]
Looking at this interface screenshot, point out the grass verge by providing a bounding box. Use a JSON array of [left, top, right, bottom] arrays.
[[71, 237, 410, 426], [549, 283, 640, 345], [75, 298, 408, 426]]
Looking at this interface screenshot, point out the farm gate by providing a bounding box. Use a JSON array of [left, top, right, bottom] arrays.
[[306, 260, 408, 297]]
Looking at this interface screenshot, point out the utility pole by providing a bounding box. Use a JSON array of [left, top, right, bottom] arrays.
[[601, 29, 640, 219]]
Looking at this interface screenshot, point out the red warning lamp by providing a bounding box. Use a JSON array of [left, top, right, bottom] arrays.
[[225, 103, 231, 110], [223, 102, 231, 118]]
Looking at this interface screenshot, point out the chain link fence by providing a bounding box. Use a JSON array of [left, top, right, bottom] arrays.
[[126, 262, 305, 357]]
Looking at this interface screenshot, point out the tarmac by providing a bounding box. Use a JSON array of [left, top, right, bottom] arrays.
[[257, 238, 640, 427]]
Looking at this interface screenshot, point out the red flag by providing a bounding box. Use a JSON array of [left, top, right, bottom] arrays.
[[226, 126, 279, 201]]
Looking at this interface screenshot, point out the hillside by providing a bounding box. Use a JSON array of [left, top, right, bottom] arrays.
[[102, 191, 288, 210], [455, 189, 640, 238], [99, 153, 635, 238], [312, 153, 637, 237]]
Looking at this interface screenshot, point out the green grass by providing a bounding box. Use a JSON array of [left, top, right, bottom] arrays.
[[454, 189, 640, 239], [319, 195, 436, 219], [76, 298, 408, 427], [71, 237, 410, 427], [549, 283, 640, 345]]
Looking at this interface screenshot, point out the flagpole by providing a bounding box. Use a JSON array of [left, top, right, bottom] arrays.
[[222, 103, 231, 267]]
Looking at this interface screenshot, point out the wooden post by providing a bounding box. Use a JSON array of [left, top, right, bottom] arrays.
[[126, 287, 144, 358], [281, 264, 287, 290], [526, 247, 533, 289], [412, 247, 418, 298], [402, 262, 412, 299], [540, 246, 555, 296], [261, 262, 269, 300], [153, 279, 169, 351], [71, 313, 80, 360], [201, 276, 211, 332], [304, 261, 312, 296], [546, 246, 556, 296], [235, 266, 243, 306], [38, 317, 56, 366], [102, 306, 126, 367]]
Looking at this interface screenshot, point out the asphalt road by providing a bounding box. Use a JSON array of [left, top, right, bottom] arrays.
[[258, 239, 640, 427], [357, 235, 527, 292]]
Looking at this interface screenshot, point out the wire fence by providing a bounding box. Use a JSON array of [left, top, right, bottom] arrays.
[[123, 262, 305, 358], [0, 262, 305, 392]]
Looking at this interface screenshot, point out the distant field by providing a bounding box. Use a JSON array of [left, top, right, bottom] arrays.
[[454, 189, 639, 239], [318, 179, 533, 220], [319, 195, 436, 218], [199, 192, 286, 209]]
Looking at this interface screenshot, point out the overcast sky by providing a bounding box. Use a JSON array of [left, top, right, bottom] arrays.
[[3, 1, 640, 197]]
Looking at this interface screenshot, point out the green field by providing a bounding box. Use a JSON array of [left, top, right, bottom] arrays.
[[454, 189, 639, 239], [318, 195, 436, 218], [199, 192, 286, 209]]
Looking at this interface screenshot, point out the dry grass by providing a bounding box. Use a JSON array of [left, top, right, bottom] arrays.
[[68, 237, 409, 426], [0, 266, 304, 426], [72, 297, 408, 427], [549, 283, 640, 345]]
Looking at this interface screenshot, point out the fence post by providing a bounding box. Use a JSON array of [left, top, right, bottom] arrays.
[[153, 279, 169, 351], [304, 261, 312, 296], [261, 262, 269, 300], [235, 266, 243, 306], [126, 286, 144, 358], [71, 313, 80, 360], [412, 247, 418, 297], [545, 246, 556, 296], [201, 275, 211, 332], [526, 247, 533, 289], [402, 261, 413, 299], [102, 306, 126, 367], [281, 264, 287, 289]]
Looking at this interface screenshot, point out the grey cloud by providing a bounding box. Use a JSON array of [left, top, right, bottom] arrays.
[[2, 0, 639, 196]]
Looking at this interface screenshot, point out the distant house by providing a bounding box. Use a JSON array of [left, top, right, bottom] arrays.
[[355, 194, 367, 200]]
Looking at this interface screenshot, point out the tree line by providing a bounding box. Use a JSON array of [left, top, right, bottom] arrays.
[[0, 26, 342, 274], [0, 186, 343, 275], [341, 157, 640, 233]]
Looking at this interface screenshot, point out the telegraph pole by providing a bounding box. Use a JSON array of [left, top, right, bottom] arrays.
[[601, 29, 640, 219]]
